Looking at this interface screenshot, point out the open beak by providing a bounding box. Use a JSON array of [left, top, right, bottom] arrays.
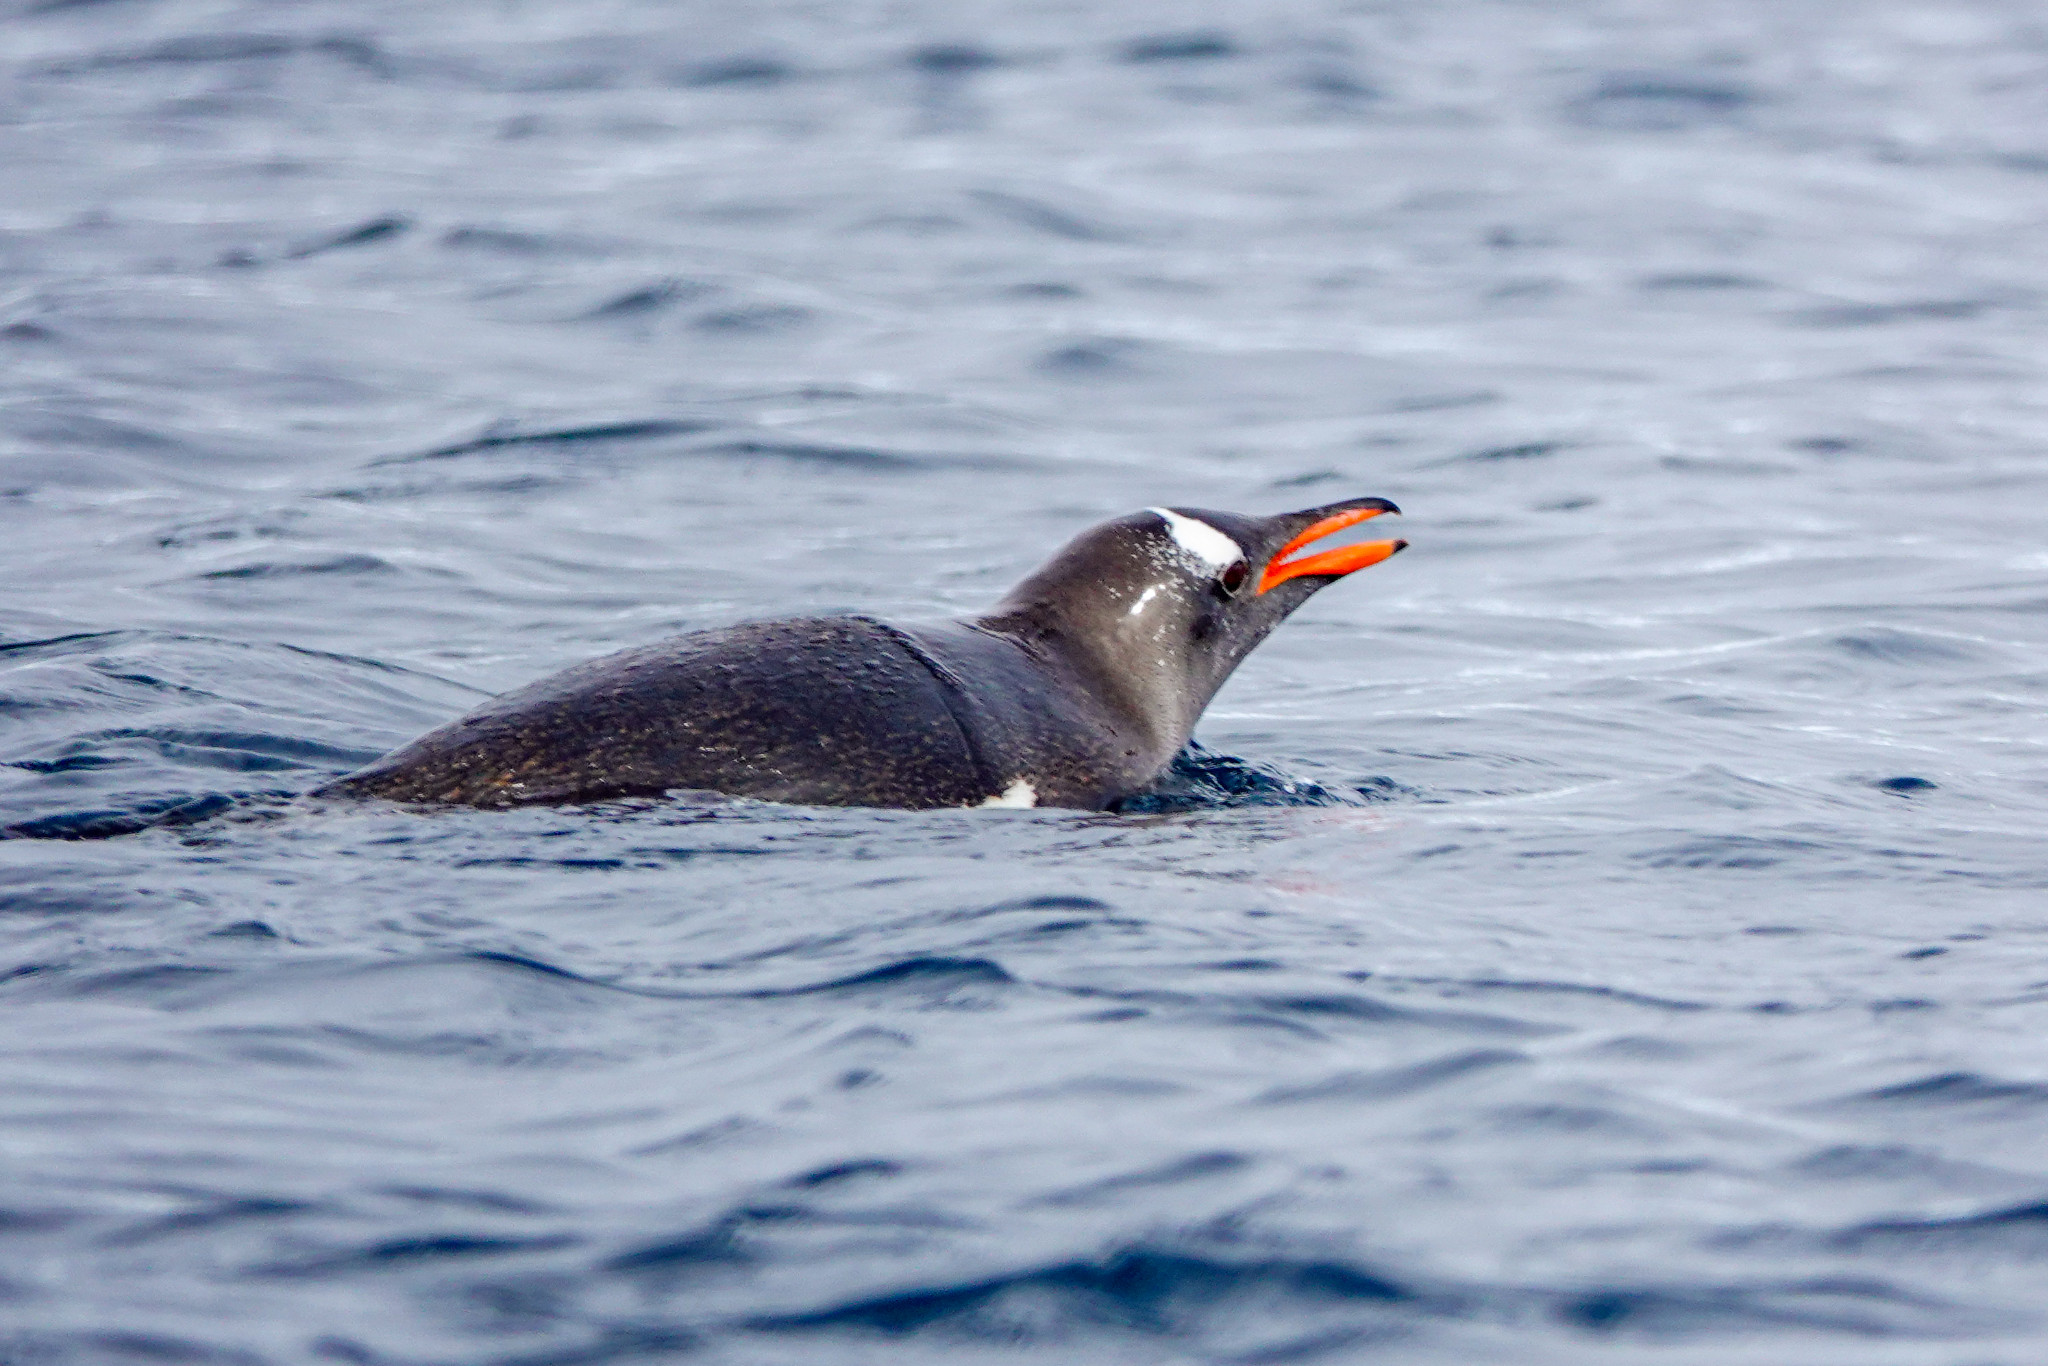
[[1257, 503, 1406, 595]]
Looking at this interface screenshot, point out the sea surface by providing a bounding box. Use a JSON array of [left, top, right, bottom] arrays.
[[6, 1, 2048, 1362]]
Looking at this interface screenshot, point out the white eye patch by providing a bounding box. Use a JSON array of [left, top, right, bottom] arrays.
[[1146, 507, 1241, 575]]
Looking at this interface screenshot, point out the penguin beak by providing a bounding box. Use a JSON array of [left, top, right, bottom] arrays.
[[1257, 503, 1407, 595]]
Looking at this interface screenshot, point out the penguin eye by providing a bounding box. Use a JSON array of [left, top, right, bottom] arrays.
[[1217, 559, 1249, 597]]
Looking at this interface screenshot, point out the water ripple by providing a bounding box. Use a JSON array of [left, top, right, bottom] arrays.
[[8, 0, 2048, 1359]]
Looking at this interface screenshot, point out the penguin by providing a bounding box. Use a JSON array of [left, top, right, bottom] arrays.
[[317, 498, 1405, 811]]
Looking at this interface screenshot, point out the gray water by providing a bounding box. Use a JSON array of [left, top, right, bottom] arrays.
[[6, 1, 2048, 1362]]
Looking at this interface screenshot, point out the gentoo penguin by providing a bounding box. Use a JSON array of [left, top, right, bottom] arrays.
[[318, 498, 1405, 811]]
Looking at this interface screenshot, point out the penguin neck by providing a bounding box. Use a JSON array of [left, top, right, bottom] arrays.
[[969, 599, 1204, 766]]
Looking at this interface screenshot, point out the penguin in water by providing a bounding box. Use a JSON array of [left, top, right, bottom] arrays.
[[319, 498, 1405, 811]]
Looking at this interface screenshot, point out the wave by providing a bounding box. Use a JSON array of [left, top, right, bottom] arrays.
[[744, 1241, 1988, 1343], [1114, 743, 1415, 813]]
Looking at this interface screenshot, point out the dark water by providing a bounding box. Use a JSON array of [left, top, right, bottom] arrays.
[[6, 0, 2048, 1361]]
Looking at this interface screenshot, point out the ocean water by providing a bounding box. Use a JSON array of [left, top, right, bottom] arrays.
[[6, 0, 2048, 1361]]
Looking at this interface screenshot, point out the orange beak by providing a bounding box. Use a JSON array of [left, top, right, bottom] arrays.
[[1257, 506, 1406, 595]]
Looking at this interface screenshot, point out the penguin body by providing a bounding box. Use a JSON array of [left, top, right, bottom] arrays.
[[318, 499, 1405, 811]]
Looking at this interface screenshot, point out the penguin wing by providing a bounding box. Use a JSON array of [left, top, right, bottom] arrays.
[[320, 617, 989, 809]]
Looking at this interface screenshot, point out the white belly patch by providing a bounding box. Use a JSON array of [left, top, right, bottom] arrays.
[[978, 778, 1038, 809]]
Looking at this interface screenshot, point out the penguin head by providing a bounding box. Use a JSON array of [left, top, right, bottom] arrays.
[[980, 497, 1405, 749]]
